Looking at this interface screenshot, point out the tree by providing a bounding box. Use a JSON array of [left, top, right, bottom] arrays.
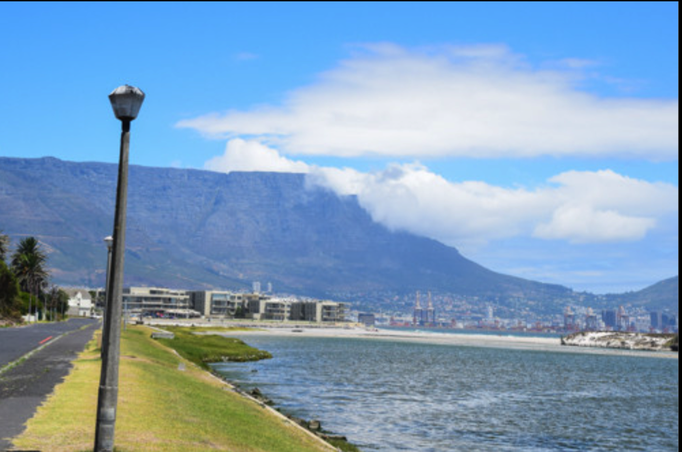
[[11, 237, 49, 321], [44, 285, 69, 321], [0, 261, 22, 319], [0, 231, 9, 263], [57, 289, 69, 319]]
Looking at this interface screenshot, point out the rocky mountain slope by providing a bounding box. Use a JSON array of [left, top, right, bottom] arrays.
[[0, 157, 677, 314]]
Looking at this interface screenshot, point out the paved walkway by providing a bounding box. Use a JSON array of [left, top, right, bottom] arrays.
[[0, 321, 98, 450]]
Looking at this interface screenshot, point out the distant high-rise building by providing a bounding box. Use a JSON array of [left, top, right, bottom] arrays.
[[585, 308, 598, 331], [266, 282, 273, 293], [252, 281, 261, 294], [413, 291, 423, 327], [564, 306, 576, 331], [426, 292, 435, 325], [602, 309, 617, 330], [617, 306, 629, 331], [661, 313, 678, 331], [650, 311, 662, 330]]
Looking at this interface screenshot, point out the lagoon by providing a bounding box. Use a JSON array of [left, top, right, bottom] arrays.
[[213, 331, 678, 451]]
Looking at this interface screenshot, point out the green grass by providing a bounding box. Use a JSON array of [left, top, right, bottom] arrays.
[[156, 327, 272, 369], [158, 327, 364, 452], [11, 325, 334, 452]]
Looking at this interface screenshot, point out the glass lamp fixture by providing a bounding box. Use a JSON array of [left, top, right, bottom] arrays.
[[108, 85, 145, 121]]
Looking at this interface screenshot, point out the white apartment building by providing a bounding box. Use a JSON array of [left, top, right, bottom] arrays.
[[188, 290, 347, 323], [122, 287, 197, 318], [189, 291, 255, 317], [247, 296, 290, 321], [290, 300, 348, 323]]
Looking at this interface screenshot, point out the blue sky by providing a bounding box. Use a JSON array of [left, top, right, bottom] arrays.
[[0, 2, 678, 294]]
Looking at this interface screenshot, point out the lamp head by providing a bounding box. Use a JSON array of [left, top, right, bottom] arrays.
[[108, 85, 145, 121]]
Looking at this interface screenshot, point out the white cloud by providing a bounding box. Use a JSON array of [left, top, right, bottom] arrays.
[[534, 205, 656, 243], [531, 170, 677, 243], [312, 164, 677, 248], [310, 163, 547, 248], [545, 170, 677, 216], [205, 141, 678, 248], [179, 43, 678, 160], [204, 138, 309, 173]]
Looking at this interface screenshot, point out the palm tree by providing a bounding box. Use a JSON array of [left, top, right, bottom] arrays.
[[0, 260, 21, 318], [11, 237, 49, 322], [0, 231, 10, 263]]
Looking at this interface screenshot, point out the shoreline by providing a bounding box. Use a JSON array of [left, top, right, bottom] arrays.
[[205, 368, 344, 451], [153, 324, 358, 451], [144, 319, 678, 359], [223, 326, 679, 359], [215, 372, 356, 450]]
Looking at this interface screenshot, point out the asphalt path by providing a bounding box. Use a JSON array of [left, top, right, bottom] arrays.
[[0, 319, 99, 450], [0, 318, 97, 369]]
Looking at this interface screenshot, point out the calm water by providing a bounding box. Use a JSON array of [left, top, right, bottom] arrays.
[[212, 335, 679, 452]]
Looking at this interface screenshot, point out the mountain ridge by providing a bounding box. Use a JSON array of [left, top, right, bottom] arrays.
[[0, 157, 677, 315]]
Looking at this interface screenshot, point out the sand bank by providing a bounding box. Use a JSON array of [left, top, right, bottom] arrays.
[[145, 319, 677, 359], [222, 326, 679, 359]]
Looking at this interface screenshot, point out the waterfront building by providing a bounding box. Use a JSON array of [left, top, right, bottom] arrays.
[[247, 296, 289, 321], [149, 288, 349, 323], [122, 287, 196, 318], [319, 300, 348, 323], [190, 290, 247, 317], [289, 300, 348, 323], [289, 300, 318, 322]]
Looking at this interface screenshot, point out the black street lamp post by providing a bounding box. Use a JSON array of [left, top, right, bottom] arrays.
[[101, 235, 113, 356], [94, 85, 145, 452]]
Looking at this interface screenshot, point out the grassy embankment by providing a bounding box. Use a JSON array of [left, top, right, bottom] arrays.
[[156, 326, 273, 367], [11, 325, 335, 452], [157, 327, 362, 452]]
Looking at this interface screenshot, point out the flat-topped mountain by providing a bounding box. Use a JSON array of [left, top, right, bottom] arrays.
[[0, 157, 677, 314]]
